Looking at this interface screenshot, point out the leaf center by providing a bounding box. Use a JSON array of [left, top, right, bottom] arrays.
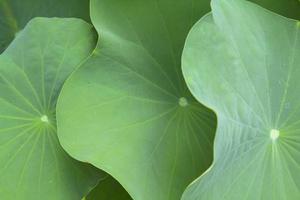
[[270, 129, 279, 141], [179, 97, 188, 107], [40, 115, 49, 123]]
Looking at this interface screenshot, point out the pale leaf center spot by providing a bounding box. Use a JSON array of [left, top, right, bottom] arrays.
[[40, 115, 49, 123], [179, 97, 188, 107], [270, 129, 280, 141]]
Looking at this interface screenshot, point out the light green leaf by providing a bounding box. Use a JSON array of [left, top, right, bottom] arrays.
[[0, 18, 102, 200], [86, 175, 132, 200], [56, 0, 216, 200], [182, 0, 300, 199], [0, 0, 90, 53]]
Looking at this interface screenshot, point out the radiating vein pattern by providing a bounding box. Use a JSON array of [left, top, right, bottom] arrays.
[[57, 0, 216, 200], [182, 0, 300, 199], [0, 18, 101, 200]]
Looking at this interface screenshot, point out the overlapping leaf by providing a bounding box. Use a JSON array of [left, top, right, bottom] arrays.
[[182, 0, 300, 199], [0, 18, 102, 200], [86, 175, 132, 200], [56, 0, 217, 200], [0, 0, 90, 52], [251, 0, 300, 19]]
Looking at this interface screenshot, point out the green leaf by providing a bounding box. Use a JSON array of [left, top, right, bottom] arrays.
[[182, 0, 300, 199], [0, 18, 102, 200], [0, 0, 90, 53], [86, 175, 132, 200], [56, 0, 216, 200], [251, 0, 300, 20]]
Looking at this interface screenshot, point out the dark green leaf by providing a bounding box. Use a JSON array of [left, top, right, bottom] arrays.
[[0, 0, 90, 52], [86, 175, 131, 200]]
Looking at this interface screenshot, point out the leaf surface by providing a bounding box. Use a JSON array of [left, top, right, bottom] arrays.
[[251, 0, 300, 20], [182, 0, 300, 199], [0, 0, 90, 52], [86, 175, 132, 200], [0, 18, 102, 200], [57, 0, 216, 200]]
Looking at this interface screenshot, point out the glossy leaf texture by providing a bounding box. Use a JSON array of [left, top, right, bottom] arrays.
[[0, 0, 90, 53], [182, 0, 300, 199], [86, 175, 132, 200], [56, 0, 217, 200], [0, 18, 102, 200]]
